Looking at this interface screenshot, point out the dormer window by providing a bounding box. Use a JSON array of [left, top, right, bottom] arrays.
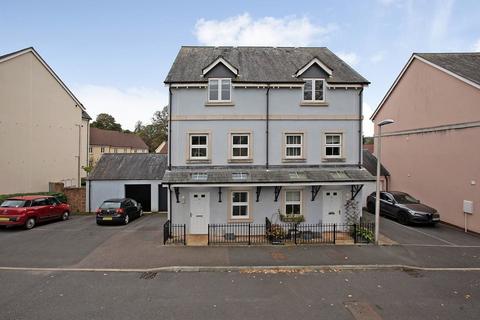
[[303, 79, 325, 102], [208, 78, 231, 102]]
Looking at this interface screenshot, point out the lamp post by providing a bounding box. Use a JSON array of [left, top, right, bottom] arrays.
[[375, 119, 394, 245]]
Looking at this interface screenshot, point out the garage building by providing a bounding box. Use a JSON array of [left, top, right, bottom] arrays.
[[87, 154, 168, 212]]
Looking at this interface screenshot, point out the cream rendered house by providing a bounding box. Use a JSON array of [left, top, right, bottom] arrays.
[[89, 127, 149, 166], [0, 47, 90, 194]]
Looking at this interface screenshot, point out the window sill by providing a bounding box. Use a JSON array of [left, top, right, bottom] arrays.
[[186, 159, 212, 164], [282, 158, 306, 163], [228, 158, 253, 163], [321, 157, 346, 162], [228, 217, 253, 223], [300, 101, 328, 107], [205, 101, 235, 107]]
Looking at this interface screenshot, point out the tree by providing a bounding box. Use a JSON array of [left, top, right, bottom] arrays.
[[134, 106, 168, 152], [91, 113, 122, 131]]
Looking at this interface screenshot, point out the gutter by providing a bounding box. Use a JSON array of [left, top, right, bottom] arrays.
[[358, 88, 364, 168], [168, 86, 172, 171], [266, 86, 270, 169]]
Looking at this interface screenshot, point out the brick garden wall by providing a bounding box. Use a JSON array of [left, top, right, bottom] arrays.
[[64, 187, 86, 213]]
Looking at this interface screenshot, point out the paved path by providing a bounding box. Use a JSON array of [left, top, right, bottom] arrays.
[[1, 213, 480, 270]]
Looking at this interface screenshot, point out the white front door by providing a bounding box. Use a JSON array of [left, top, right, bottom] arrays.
[[190, 192, 209, 234], [322, 190, 342, 224]]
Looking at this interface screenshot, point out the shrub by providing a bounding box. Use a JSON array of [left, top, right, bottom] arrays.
[[0, 192, 67, 204]]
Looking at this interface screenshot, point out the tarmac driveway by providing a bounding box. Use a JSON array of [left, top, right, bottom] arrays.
[[0, 213, 167, 268], [1, 212, 480, 270], [362, 211, 480, 247]]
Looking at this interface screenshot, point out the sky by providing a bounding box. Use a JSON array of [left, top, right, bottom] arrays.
[[1, 0, 480, 135]]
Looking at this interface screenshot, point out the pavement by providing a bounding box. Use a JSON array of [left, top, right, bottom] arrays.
[[1, 212, 480, 270]]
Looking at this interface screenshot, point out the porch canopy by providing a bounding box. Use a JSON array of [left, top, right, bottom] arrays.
[[162, 166, 375, 187]]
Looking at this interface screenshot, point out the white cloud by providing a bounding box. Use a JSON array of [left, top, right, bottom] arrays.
[[194, 13, 335, 46], [75, 85, 168, 130], [337, 52, 359, 66], [473, 38, 480, 52], [370, 51, 386, 63]]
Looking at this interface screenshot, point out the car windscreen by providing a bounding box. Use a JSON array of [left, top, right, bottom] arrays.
[[1, 200, 29, 208], [393, 193, 420, 204], [100, 202, 122, 209]]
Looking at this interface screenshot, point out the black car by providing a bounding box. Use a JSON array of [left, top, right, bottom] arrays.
[[367, 191, 440, 225], [96, 198, 143, 225]]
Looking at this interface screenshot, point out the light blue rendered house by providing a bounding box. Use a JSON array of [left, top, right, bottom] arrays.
[[162, 46, 374, 244]]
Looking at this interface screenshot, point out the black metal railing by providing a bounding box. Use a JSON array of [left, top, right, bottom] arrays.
[[207, 221, 375, 245], [163, 220, 186, 245], [208, 223, 269, 245]]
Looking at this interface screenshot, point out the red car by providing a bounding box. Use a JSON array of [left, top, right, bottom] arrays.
[[0, 196, 70, 230]]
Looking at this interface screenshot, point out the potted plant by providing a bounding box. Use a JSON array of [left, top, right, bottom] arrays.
[[268, 224, 286, 244]]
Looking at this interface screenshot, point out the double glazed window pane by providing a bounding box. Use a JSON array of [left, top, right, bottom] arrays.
[[232, 134, 249, 158], [285, 135, 302, 158], [233, 192, 247, 203], [326, 135, 340, 145], [232, 192, 248, 217], [191, 135, 207, 158], [286, 204, 301, 215], [209, 80, 219, 100], [315, 80, 324, 101], [209, 79, 230, 101], [286, 191, 300, 202], [286, 147, 301, 157], [303, 80, 313, 100], [303, 79, 324, 101], [221, 79, 230, 100], [286, 135, 301, 145]]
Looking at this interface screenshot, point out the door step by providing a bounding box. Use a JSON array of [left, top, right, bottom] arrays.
[[187, 234, 208, 246]]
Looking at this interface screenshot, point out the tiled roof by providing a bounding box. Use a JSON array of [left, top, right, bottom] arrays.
[[90, 127, 148, 149], [362, 150, 390, 177], [88, 154, 167, 180], [165, 46, 369, 84], [416, 52, 480, 86], [162, 166, 375, 185]]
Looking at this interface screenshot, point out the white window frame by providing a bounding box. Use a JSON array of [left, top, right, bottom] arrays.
[[231, 133, 250, 160], [284, 133, 304, 159], [231, 191, 249, 219], [100, 147, 105, 153], [303, 79, 326, 102], [189, 134, 209, 160], [208, 78, 231, 102], [285, 190, 302, 216], [324, 133, 342, 158]]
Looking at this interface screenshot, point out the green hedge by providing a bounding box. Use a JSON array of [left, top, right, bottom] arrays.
[[0, 192, 67, 204]]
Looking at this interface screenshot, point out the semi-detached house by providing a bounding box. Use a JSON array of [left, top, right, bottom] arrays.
[[162, 46, 374, 244]]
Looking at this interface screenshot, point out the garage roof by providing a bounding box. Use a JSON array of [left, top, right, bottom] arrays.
[[88, 154, 167, 180]]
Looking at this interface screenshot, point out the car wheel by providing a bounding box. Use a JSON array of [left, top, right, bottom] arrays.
[[96, 221, 102, 226], [124, 214, 130, 225], [61, 211, 70, 221], [398, 212, 409, 225], [24, 218, 36, 230]]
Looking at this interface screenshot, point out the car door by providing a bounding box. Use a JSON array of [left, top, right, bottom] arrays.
[[130, 199, 139, 217], [124, 200, 134, 217], [46, 197, 62, 219], [31, 198, 49, 221], [381, 193, 396, 217]]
